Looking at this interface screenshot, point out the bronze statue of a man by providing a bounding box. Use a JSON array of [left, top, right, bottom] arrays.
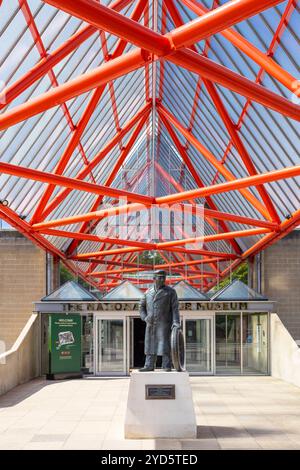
[[139, 270, 180, 372]]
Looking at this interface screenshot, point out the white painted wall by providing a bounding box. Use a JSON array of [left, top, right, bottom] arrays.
[[271, 313, 300, 388]]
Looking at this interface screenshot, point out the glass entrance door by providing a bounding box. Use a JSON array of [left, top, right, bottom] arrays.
[[184, 318, 213, 374], [95, 318, 126, 374], [216, 314, 241, 374]]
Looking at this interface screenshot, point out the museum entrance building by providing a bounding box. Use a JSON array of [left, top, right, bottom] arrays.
[[35, 280, 274, 378]]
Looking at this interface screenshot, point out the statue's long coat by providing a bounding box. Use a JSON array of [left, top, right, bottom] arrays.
[[139, 285, 180, 356]]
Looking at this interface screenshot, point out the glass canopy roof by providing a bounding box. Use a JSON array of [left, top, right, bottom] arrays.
[[173, 280, 209, 300], [211, 279, 268, 301], [42, 280, 98, 301], [0, 1, 300, 293], [102, 280, 144, 300]]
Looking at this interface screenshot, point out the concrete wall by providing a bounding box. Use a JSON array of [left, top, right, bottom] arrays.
[[263, 230, 300, 342], [0, 230, 46, 350], [0, 314, 40, 396], [271, 313, 300, 388]]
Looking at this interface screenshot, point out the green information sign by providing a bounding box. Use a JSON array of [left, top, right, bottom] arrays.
[[49, 314, 82, 374]]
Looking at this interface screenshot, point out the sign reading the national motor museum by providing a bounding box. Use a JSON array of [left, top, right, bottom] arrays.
[[62, 301, 249, 312], [35, 300, 274, 313]]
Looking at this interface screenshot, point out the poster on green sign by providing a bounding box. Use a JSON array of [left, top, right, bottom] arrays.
[[49, 314, 82, 374]]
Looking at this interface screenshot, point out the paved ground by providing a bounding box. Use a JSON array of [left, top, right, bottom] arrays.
[[1, 376, 300, 450]]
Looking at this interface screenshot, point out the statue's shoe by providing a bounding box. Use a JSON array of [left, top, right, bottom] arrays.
[[138, 367, 154, 372], [164, 368, 172, 372]]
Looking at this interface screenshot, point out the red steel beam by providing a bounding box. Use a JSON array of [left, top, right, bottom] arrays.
[[41, 0, 172, 56], [37, 228, 156, 249], [164, 0, 279, 221], [0, 161, 154, 204], [0, 48, 152, 131], [158, 104, 272, 220], [203, 80, 280, 223], [88, 265, 215, 277], [154, 162, 228, 275], [164, 0, 219, 156], [157, 110, 242, 253], [81, 256, 226, 269], [207, 208, 300, 290], [39, 0, 300, 120], [30, 85, 106, 224], [71, 246, 239, 261], [64, 107, 151, 255], [203, 208, 278, 230], [69, 227, 271, 260], [28, 163, 300, 231], [158, 227, 272, 250], [168, 49, 300, 122], [155, 165, 278, 230], [180, 0, 296, 92], [30, 0, 148, 224], [0, 0, 135, 109], [19, 0, 97, 190], [0, 206, 101, 291], [2, 0, 299, 132], [42, 0, 283, 54], [155, 164, 300, 205], [210, 0, 298, 188], [38, 103, 151, 221]]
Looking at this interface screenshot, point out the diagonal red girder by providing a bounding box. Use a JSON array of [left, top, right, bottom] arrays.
[[180, 0, 297, 92], [65, 107, 151, 255], [18, 0, 97, 188], [157, 109, 242, 253], [209, 0, 298, 192], [1, 0, 299, 133], [30, 0, 148, 225], [0, 0, 136, 109], [163, 0, 280, 224], [38, 103, 151, 221], [158, 104, 272, 221], [154, 162, 225, 276], [1, 0, 299, 289]]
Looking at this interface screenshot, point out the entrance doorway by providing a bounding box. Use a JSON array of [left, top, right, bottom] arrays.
[[95, 317, 126, 375], [131, 318, 145, 369], [129, 318, 163, 369], [184, 317, 213, 374], [216, 314, 241, 374]]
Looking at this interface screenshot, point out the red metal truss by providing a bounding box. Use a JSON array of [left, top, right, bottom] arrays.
[[1, 1, 300, 132], [1, 0, 300, 291], [209, 0, 298, 190]]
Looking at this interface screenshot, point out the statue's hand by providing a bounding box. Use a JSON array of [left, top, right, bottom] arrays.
[[172, 323, 181, 330]]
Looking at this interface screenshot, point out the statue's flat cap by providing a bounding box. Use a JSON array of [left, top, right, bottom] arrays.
[[153, 270, 167, 278]]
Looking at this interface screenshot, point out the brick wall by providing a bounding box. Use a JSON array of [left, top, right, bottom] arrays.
[[0, 230, 46, 350], [263, 230, 300, 342]]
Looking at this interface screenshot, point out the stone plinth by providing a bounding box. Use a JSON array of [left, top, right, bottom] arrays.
[[124, 370, 197, 439]]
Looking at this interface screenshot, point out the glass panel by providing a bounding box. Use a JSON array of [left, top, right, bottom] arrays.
[[102, 281, 143, 300], [98, 319, 124, 373], [42, 280, 97, 301], [185, 319, 211, 373], [174, 281, 209, 300], [82, 315, 94, 374], [242, 313, 268, 374], [216, 314, 241, 374], [212, 280, 267, 301]]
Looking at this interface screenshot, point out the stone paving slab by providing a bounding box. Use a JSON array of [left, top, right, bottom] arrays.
[[1, 376, 300, 450]]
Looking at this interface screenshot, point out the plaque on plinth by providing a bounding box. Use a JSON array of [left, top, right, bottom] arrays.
[[124, 370, 197, 439]]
